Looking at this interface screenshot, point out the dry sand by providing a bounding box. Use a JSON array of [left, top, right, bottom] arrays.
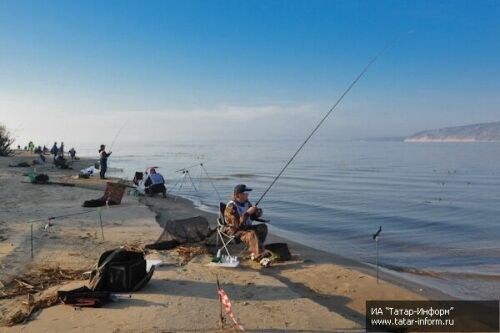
[[0, 152, 447, 332]]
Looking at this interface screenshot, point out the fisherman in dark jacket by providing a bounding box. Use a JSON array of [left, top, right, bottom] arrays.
[[50, 142, 58, 160], [98, 144, 112, 179]]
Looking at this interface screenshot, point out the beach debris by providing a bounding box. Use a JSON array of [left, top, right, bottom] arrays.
[[176, 244, 208, 265], [123, 242, 145, 253], [4, 290, 59, 326], [1, 267, 87, 326], [0, 267, 87, 300]]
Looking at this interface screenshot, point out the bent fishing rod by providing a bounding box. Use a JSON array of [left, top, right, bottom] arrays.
[[255, 40, 396, 206]]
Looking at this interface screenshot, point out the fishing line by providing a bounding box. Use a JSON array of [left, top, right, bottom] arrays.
[[109, 122, 127, 151], [200, 163, 222, 201], [255, 37, 402, 206]]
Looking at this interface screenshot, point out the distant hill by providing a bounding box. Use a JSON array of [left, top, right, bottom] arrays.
[[354, 136, 405, 142], [405, 121, 500, 142]]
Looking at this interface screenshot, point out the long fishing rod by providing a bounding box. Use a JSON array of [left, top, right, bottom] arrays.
[[255, 41, 395, 206]]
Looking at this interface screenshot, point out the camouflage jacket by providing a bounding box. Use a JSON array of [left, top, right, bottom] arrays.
[[224, 200, 252, 235]]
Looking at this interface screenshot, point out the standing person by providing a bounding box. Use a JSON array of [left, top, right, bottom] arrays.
[[50, 142, 58, 160], [98, 144, 112, 179], [59, 142, 65, 157], [28, 141, 34, 152], [69, 147, 77, 160]]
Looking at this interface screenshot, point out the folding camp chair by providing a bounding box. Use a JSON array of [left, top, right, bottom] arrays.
[[216, 203, 238, 256], [211, 202, 243, 267]]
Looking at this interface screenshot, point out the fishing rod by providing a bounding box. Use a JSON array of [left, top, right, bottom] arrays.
[[255, 40, 396, 206], [200, 163, 222, 201], [27, 210, 95, 224], [108, 122, 127, 151], [175, 163, 201, 173]]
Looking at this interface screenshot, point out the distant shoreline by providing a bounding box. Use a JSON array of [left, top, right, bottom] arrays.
[[404, 138, 500, 143]]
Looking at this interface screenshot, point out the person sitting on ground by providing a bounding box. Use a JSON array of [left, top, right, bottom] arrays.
[[54, 155, 71, 169], [43, 145, 49, 154], [224, 184, 269, 265], [32, 153, 46, 165], [144, 168, 167, 198]]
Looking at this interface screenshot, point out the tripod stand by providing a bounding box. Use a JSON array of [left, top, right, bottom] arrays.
[[170, 169, 199, 200]]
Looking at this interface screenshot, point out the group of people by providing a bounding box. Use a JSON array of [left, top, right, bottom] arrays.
[[19, 142, 49, 155], [25, 140, 268, 264], [17, 141, 80, 168]]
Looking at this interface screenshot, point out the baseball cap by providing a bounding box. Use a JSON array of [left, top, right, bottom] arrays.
[[234, 184, 252, 194]]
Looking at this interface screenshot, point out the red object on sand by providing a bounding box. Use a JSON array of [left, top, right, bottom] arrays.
[[217, 284, 245, 331]]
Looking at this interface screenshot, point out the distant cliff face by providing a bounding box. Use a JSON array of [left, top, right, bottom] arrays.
[[405, 122, 500, 142]]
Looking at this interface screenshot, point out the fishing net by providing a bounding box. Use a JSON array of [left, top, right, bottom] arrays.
[[145, 216, 212, 250]]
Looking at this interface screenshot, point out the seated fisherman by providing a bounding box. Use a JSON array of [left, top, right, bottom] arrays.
[[144, 168, 167, 198], [54, 155, 71, 169], [224, 184, 268, 262], [32, 153, 46, 165]]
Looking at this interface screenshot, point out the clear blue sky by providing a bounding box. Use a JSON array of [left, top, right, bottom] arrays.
[[1, 0, 499, 144]]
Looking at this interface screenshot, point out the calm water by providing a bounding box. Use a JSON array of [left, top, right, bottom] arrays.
[[78, 140, 500, 299]]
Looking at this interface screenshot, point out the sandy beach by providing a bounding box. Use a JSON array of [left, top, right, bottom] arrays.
[[0, 152, 448, 332]]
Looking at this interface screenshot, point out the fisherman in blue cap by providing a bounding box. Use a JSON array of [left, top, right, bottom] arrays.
[[224, 184, 268, 263]]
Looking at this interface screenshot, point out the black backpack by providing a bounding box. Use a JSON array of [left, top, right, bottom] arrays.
[[89, 248, 154, 292]]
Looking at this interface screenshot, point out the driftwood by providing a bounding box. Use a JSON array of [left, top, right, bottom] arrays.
[[4, 290, 59, 326], [175, 245, 208, 265], [1, 267, 86, 300], [1, 267, 86, 326]]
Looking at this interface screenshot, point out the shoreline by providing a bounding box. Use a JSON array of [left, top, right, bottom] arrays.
[[0, 152, 450, 331], [154, 193, 451, 301], [65, 150, 453, 299]]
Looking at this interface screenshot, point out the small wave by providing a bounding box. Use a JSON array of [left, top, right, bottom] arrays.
[[206, 176, 231, 180], [381, 264, 500, 282], [229, 173, 259, 178], [380, 264, 447, 279]]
